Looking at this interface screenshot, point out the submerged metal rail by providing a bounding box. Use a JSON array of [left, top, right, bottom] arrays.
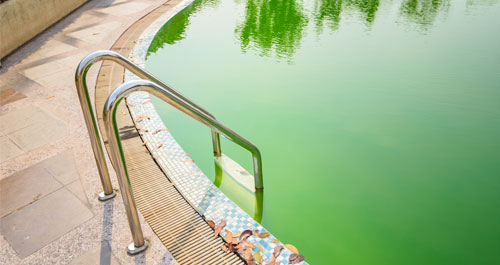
[[75, 50, 221, 202], [103, 79, 264, 255], [75, 50, 264, 254]]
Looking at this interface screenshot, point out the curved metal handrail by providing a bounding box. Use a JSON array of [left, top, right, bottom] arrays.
[[103, 79, 264, 253], [75, 50, 221, 201]]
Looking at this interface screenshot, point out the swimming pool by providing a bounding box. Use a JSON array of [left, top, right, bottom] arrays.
[[144, 0, 500, 263]]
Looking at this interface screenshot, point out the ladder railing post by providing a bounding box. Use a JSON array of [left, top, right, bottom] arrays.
[[103, 95, 148, 255], [75, 55, 116, 201]]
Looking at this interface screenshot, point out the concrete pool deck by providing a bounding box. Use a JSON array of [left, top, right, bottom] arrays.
[[0, 0, 179, 263]]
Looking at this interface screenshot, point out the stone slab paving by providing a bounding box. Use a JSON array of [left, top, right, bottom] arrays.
[[1, 159, 62, 218], [0, 87, 27, 106], [0, 0, 179, 264], [0, 105, 68, 160], [2, 188, 94, 258]]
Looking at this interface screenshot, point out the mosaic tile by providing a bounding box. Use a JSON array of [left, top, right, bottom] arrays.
[[122, 3, 308, 264]]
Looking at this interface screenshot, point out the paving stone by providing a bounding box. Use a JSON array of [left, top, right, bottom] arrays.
[[20, 53, 46, 64], [64, 14, 102, 33], [7, 108, 68, 152], [0, 72, 43, 95], [0, 105, 44, 136], [0, 87, 27, 106], [37, 40, 77, 58], [0, 188, 93, 258], [110, 0, 128, 5], [68, 242, 121, 265], [0, 164, 62, 218], [66, 22, 121, 44], [55, 52, 89, 68], [97, 2, 149, 16], [7, 126, 50, 152], [0, 136, 23, 163], [40, 150, 79, 185], [19, 61, 68, 81], [66, 180, 89, 206], [32, 68, 75, 90]]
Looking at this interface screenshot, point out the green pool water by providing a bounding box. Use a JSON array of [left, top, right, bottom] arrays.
[[144, 0, 500, 263]]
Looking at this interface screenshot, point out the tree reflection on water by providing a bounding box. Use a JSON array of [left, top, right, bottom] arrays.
[[313, 0, 379, 33], [399, 0, 450, 31], [313, 0, 343, 31], [147, 0, 219, 55], [147, 0, 494, 61], [235, 0, 309, 61]]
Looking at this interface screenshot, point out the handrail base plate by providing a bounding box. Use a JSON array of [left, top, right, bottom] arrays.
[[127, 241, 148, 255], [98, 191, 117, 201]]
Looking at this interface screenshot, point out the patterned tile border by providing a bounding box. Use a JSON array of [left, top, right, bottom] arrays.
[[124, 2, 308, 264]]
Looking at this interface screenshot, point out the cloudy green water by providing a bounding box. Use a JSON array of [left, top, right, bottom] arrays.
[[144, 0, 500, 263]]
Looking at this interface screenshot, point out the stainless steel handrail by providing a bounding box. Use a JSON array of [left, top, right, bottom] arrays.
[[103, 79, 264, 254], [75, 50, 221, 202]]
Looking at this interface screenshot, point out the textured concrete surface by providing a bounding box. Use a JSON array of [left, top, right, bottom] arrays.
[[0, 0, 179, 264]]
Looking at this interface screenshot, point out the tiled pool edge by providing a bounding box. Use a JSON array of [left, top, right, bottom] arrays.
[[124, 2, 308, 264]]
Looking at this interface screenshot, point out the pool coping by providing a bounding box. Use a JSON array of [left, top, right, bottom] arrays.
[[97, 0, 309, 263]]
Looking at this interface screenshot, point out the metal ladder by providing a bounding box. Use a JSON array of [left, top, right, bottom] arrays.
[[75, 50, 263, 255]]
